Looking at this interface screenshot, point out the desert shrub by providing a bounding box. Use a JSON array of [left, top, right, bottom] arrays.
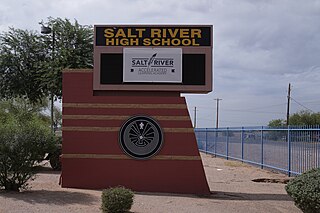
[[48, 137, 62, 170], [101, 186, 134, 213], [285, 168, 320, 213], [0, 118, 55, 191]]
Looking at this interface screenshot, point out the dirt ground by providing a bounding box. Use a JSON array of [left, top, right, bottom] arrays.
[[0, 153, 301, 213]]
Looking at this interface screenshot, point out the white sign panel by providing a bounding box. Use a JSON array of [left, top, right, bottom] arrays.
[[123, 48, 182, 83]]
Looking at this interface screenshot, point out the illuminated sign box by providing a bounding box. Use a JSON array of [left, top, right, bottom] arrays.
[[93, 25, 213, 93], [123, 48, 182, 83]]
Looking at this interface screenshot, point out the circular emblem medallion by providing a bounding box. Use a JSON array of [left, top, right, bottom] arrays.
[[119, 116, 163, 159]]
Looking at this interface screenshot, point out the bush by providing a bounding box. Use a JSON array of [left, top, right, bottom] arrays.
[[101, 186, 134, 213], [285, 168, 320, 213], [0, 119, 55, 191], [48, 137, 62, 170]]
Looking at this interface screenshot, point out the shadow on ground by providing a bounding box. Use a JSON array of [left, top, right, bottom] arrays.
[[135, 191, 293, 202], [0, 190, 98, 205], [211, 191, 293, 201]]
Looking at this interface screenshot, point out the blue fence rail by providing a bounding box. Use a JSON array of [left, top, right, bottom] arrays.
[[195, 126, 320, 176]]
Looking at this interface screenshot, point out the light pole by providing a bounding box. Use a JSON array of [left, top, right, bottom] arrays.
[[41, 25, 55, 133]]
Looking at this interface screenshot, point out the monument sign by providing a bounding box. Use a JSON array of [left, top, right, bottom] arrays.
[[61, 25, 213, 195]]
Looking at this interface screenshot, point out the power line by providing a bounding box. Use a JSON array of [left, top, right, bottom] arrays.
[[193, 102, 287, 111], [189, 106, 284, 115], [190, 106, 215, 110], [196, 117, 264, 125], [190, 101, 288, 115], [290, 97, 314, 112], [297, 100, 320, 104], [219, 109, 284, 115], [231, 102, 287, 111]]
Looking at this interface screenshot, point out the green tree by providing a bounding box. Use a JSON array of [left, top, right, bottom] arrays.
[[0, 28, 48, 102], [0, 17, 93, 103], [267, 119, 286, 140], [0, 98, 50, 125], [289, 110, 320, 126], [0, 99, 55, 191], [268, 110, 320, 127], [268, 119, 286, 127], [40, 17, 93, 99]]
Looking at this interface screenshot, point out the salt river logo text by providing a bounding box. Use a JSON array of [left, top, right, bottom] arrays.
[[130, 53, 175, 75]]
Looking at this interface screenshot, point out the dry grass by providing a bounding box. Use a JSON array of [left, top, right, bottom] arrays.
[[224, 160, 249, 167]]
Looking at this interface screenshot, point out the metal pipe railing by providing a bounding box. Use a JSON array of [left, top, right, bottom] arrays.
[[195, 125, 320, 176]]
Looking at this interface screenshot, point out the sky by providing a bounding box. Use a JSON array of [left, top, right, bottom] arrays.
[[1, 0, 320, 127]]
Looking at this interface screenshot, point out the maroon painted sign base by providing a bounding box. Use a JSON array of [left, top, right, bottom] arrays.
[[61, 69, 210, 195]]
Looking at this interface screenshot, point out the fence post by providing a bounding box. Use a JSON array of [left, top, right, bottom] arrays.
[[288, 126, 291, 177], [241, 127, 244, 162], [226, 127, 229, 160], [205, 128, 208, 154], [261, 126, 264, 169]]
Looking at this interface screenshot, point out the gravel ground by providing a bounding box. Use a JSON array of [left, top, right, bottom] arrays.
[[0, 153, 301, 213]]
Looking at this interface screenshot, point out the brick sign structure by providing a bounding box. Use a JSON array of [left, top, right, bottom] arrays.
[[61, 25, 213, 195]]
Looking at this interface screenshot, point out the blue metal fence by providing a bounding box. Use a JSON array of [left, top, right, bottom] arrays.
[[195, 126, 320, 176]]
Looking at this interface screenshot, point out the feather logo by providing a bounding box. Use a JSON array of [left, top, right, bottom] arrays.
[[148, 53, 157, 67]]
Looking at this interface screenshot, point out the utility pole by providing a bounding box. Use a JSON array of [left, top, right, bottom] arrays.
[[286, 83, 291, 126], [193, 107, 197, 128], [214, 98, 222, 128]]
